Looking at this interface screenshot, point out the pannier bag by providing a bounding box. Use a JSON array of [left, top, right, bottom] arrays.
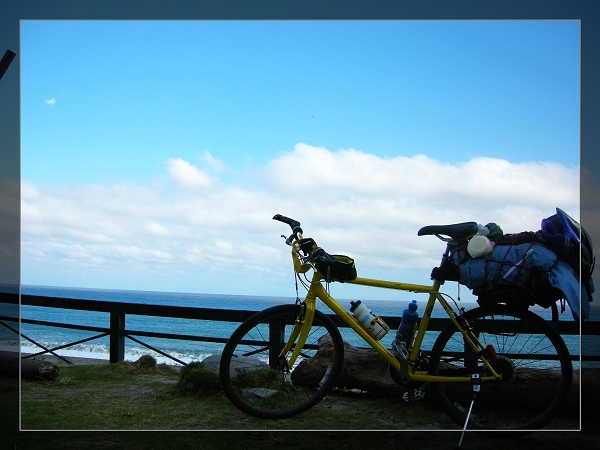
[[313, 251, 357, 283], [541, 208, 595, 302]]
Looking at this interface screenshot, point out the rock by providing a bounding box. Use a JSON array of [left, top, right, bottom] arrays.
[[203, 337, 407, 396], [241, 387, 278, 400], [0, 351, 59, 381], [200, 353, 268, 378], [291, 334, 407, 396], [198, 354, 221, 372], [35, 360, 59, 381]]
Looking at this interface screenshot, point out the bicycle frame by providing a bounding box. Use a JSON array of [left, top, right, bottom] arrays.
[[283, 246, 502, 384]]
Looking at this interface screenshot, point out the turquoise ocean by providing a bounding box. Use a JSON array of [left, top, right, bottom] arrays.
[[4, 285, 598, 369]]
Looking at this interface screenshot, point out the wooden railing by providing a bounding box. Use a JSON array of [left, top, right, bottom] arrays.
[[0, 293, 598, 365]]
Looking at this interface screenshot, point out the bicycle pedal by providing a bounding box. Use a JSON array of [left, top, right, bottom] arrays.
[[402, 388, 425, 403], [391, 338, 409, 359]]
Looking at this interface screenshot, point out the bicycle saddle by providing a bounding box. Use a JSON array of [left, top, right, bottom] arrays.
[[417, 222, 479, 240]]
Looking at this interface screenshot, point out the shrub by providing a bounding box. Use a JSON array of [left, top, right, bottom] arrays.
[[174, 362, 222, 396], [134, 354, 157, 370]]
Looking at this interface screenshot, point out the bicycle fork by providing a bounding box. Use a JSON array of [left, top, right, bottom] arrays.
[[276, 299, 316, 370]]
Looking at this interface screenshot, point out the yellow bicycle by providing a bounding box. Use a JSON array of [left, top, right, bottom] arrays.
[[219, 214, 573, 431]]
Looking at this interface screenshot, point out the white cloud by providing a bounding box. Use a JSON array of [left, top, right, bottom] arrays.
[[146, 222, 170, 236], [264, 144, 577, 212], [201, 151, 225, 172], [21, 144, 579, 296], [167, 157, 212, 188], [45, 98, 56, 106]]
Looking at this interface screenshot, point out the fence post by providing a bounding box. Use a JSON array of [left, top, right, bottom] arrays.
[[109, 312, 125, 363], [268, 321, 284, 368]]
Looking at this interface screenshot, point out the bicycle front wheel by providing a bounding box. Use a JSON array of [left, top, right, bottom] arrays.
[[219, 304, 344, 419], [429, 305, 573, 431]]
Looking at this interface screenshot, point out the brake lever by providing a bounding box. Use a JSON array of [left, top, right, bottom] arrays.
[[281, 234, 295, 246]]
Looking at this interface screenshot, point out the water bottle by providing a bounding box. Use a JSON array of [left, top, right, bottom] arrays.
[[350, 300, 389, 340], [397, 300, 419, 346]]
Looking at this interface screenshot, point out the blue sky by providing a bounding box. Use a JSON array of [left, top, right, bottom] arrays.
[[20, 20, 580, 302]]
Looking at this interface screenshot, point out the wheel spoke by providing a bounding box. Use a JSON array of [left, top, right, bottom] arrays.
[[219, 304, 344, 419], [430, 305, 572, 430]]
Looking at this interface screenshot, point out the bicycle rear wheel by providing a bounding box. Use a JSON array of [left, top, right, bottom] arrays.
[[219, 304, 344, 419], [429, 305, 572, 431]]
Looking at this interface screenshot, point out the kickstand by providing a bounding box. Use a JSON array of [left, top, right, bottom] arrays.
[[456, 373, 480, 449]]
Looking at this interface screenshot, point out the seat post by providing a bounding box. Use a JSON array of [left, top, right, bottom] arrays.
[[438, 242, 452, 268]]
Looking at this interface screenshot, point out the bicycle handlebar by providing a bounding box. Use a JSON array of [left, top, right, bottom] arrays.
[[273, 214, 303, 233], [273, 215, 339, 274]]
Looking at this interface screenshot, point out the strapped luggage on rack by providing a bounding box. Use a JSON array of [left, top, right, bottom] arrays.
[[428, 208, 593, 320]]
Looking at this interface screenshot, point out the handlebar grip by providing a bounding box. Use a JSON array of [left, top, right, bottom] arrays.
[[273, 214, 301, 230]]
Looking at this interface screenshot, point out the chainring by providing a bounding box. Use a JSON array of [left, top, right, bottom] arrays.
[[388, 351, 430, 390]]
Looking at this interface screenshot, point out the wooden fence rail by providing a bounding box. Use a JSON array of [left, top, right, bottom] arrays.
[[0, 292, 598, 365]]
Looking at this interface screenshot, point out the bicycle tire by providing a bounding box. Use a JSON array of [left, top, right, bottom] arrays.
[[219, 304, 344, 419], [429, 305, 573, 431]]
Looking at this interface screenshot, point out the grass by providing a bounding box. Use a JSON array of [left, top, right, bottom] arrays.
[[5, 357, 594, 450], [19, 358, 458, 431]]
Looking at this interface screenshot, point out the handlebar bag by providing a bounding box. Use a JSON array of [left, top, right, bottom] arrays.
[[315, 254, 357, 283]]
